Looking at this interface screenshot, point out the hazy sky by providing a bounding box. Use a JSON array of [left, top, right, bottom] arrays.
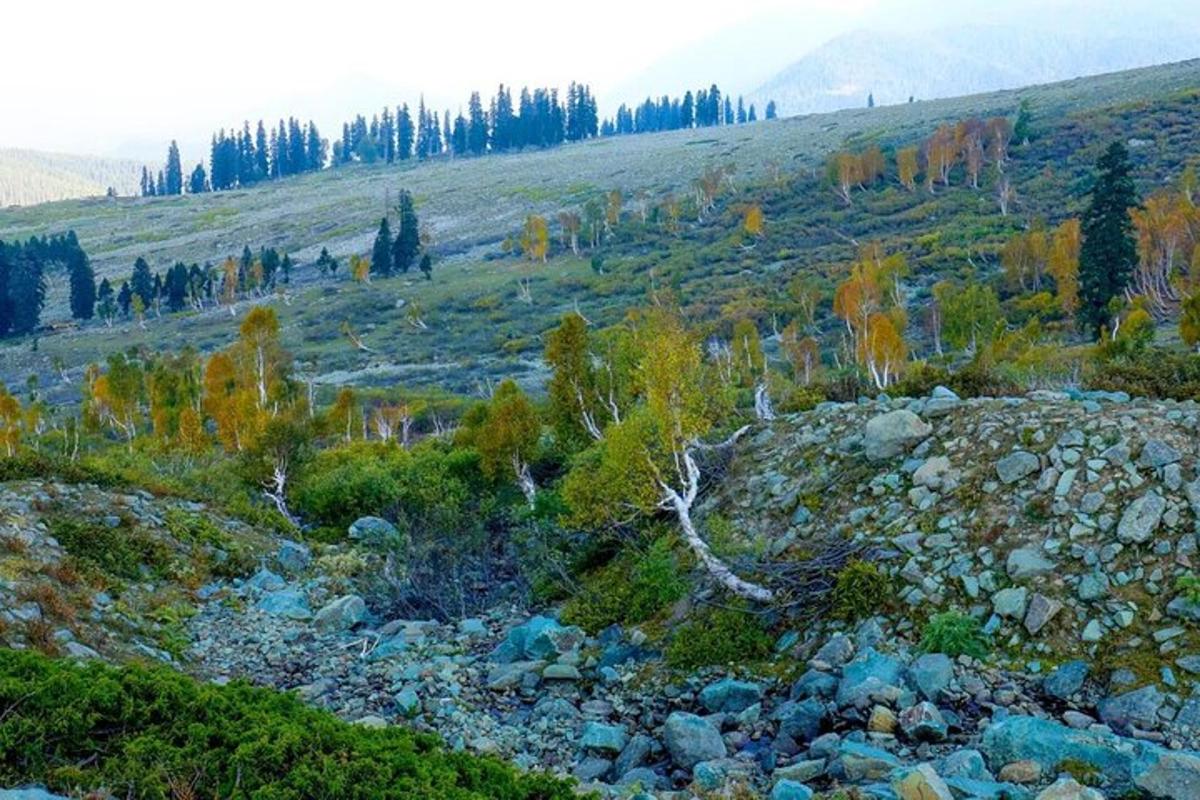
[[3, 0, 1191, 161], [2, 0, 875, 159]]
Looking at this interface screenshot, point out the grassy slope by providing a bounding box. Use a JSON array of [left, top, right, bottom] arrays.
[[2, 59, 1198, 401]]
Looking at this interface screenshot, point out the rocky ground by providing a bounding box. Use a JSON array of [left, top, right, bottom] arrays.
[[9, 389, 1200, 798]]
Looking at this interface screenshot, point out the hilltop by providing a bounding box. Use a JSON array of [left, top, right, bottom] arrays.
[[0, 148, 141, 207]]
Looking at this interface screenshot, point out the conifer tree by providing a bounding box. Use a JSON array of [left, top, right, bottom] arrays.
[[164, 140, 183, 195], [8, 251, 45, 335], [97, 278, 115, 325], [392, 190, 421, 272], [131, 257, 155, 308], [255, 121, 270, 178], [189, 163, 209, 194], [1079, 142, 1139, 334], [68, 247, 96, 320], [372, 217, 393, 277], [397, 104, 414, 160]]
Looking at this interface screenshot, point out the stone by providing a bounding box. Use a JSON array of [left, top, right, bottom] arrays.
[[255, 589, 311, 620], [1138, 439, 1181, 469], [276, 539, 312, 572], [490, 616, 584, 663], [892, 763, 954, 800], [776, 698, 826, 743], [247, 567, 286, 592], [898, 701, 948, 742], [981, 715, 1143, 784], [997, 760, 1041, 783], [868, 705, 898, 734], [1024, 594, 1064, 635], [486, 660, 546, 690], [996, 451, 1040, 484], [836, 648, 906, 708], [941, 749, 992, 781], [312, 594, 367, 632], [581, 722, 629, 755], [1167, 595, 1200, 623], [1077, 573, 1109, 602], [1098, 684, 1165, 732], [394, 686, 420, 716], [813, 633, 855, 667], [1006, 548, 1055, 580], [837, 741, 901, 781], [1133, 750, 1200, 800], [699, 678, 763, 713], [1117, 491, 1166, 544], [0, 790, 72, 800], [864, 410, 933, 461], [770, 780, 814, 800], [662, 712, 726, 769], [1035, 778, 1105, 800], [1043, 661, 1089, 700], [913, 456, 953, 489], [347, 516, 403, 548], [614, 734, 655, 777], [542, 663, 581, 680], [909, 653, 954, 702], [791, 669, 839, 700], [572, 756, 612, 782], [992, 587, 1028, 618]]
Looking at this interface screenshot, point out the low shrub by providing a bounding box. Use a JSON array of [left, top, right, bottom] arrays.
[[0, 649, 578, 800], [47, 515, 174, 583], [919, 611, 989, 659], [1087, 348, 1200, 401], [665, 604, 773, 669], [831, 560, 890, 622], [561, 537, 688, 632]]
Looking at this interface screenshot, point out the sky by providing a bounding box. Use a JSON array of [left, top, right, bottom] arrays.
[[1, 0, 876, 160], [2, 0, 1192, 162]]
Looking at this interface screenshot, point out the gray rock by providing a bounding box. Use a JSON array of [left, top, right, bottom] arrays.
[[700, 678, 763, 713], [0, 790, 72, 800], [941, 749, 992, 781], [836, 740, 901, 781], [1133, 751, 1200, 800], [490, 616, 584, 663], [312, 594, 367, 632], [347, 516, 403, 548], [572, 756, 612, 782], [1168, 595, 1200, 622], [580, 722, 629, 755], [1035, 778, 1105, 800], [864, 410, 933, 461], [836, 649, 906, 708], [1024, 593, 1064, 635], [1138, 439, 1181, 469], [770, 780, 814, 800], [913, 456, 953, 489], [892, 763, 954, 800], [276, 539, 312, 572], [898, 701, 948, 742], [255, 588, 311, 620], [996, 451, 1040, 484], [1043, 661, 1089, 700], [1006, 548, 1055, 580], [909, 653, 954, 702], [1117, 491, 1166, 544], [614, 734, 655, 777], [663, 712, 726, 769], [1098, 684, 1165, 732], [486, 660, 546, 690], [992, 587, 1028, 618], [776, 698, 826, 743], [1078, 573, 1110, 602]]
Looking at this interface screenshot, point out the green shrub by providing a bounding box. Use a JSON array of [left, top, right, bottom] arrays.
[[47, 515, 174, 583], [1086, 348, 1200, 401], [1176, 572, 1200, 604], [0, 649, 577, 800], [665, 605, 773, 669], [831, 560, 890, 622], [561, 537, 688, 632], [919, 611, 989, 659]]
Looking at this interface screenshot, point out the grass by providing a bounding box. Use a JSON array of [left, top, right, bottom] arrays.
[[3, 59, 1200, 403]]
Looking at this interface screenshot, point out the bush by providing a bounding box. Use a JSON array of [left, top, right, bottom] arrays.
[[665, 605, 773, 669], [0, 649, 578, 800], [47, 515, 174, 583], [919, 611, 989, 659], [1086, 348, 1200, 401], [831, 560, 890, 622], [1176, 572, 1200, 604], [561, 537, 688, 632]]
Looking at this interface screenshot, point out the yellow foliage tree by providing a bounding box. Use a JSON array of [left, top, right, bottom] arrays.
[[742, 204, 765, 238], [0, 385, 22, 457], [896, 146, 919, 191], [520, 215, 549, 262], [1048, 218, 1081, 314]]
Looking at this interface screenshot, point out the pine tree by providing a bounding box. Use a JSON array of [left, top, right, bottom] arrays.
[[68, 246, 96, 320], [419, 253, 432, 281], [164, 140, 183, 195], [1079, 141, 1139, 334], [255, 121, 270, 178], [8, 250, 45, 335], [397, 104, 414, 160], [131, 256, 155, 308], [392, 190, 420, 272], [97, 278, 115, 324], [467, 92, 488, 155], [765, 100, 777, 120], [189, 163, 209, 194], [372, 217, 393, 277], [0, 243, 11, 336]]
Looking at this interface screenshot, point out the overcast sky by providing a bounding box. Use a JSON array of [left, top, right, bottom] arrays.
[[2, 0, 877, 159], [3, 0, 1192, 161]]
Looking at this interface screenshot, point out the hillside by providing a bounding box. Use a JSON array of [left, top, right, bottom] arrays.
[[8, 389, 1200, 798], [748, 25, 1200, 116], [1, 58, 1197, 403], [0, 148, 142, 206]]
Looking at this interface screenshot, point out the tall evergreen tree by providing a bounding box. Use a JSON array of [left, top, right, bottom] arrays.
[[467, 92, 488, 155], [0, 243, 11, 336], [397, 104, 415, 160], [255, 121, 270, 178], [8, 250, 45, 335], [68, 246, 96, 320], [372, 217, 394, 277], [165, 140, 183, 195], [117, 281, 133, 318], [97, 278, 115, 324], [1079, 141, 1139, 334], [131, 256, 155, 308], [392, 190, 421, 272], [189, 163, 209, 194]]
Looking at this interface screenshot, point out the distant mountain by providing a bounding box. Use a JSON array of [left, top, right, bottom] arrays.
[[0, 149, 142, 207], [750, 23, 1200, 117]]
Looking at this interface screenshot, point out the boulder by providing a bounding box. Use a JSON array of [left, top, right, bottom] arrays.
[[836, 648, 907, 708], [993, 587, 1029, 618], [1006, 549, 1055, 580], [1098, 685, 1165, 732], [347, 516, 404, 548], [580, 722, 629, 755], [1024, 594, 1064, 635], [255, 588, 311, 620], [0, 790, 72, 800], [1133, 750, 1200, 800], [699, 678, 763, 713], [898, 701, 948, 742], [864, 410, 932, 461], [486, 660, 546, 691], [663, 712, 726, 769], [1117, 491, 1166, 544], [312, 594, 367, 632], [770, 780, 814, 800], [909, 653, 954, 702], [892, 763, 954, 800], [996, 451, 1040, 484], [490, 616, 584, 663], [1042, 661, 1089, 700], [776, 697, 827, 743], [1035, 777, 1105, 800], [276, 539, 312, 572], [981, 715, 1146, 785], [1138, 440, 1181, 469], [836, 740, 901, 781]]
